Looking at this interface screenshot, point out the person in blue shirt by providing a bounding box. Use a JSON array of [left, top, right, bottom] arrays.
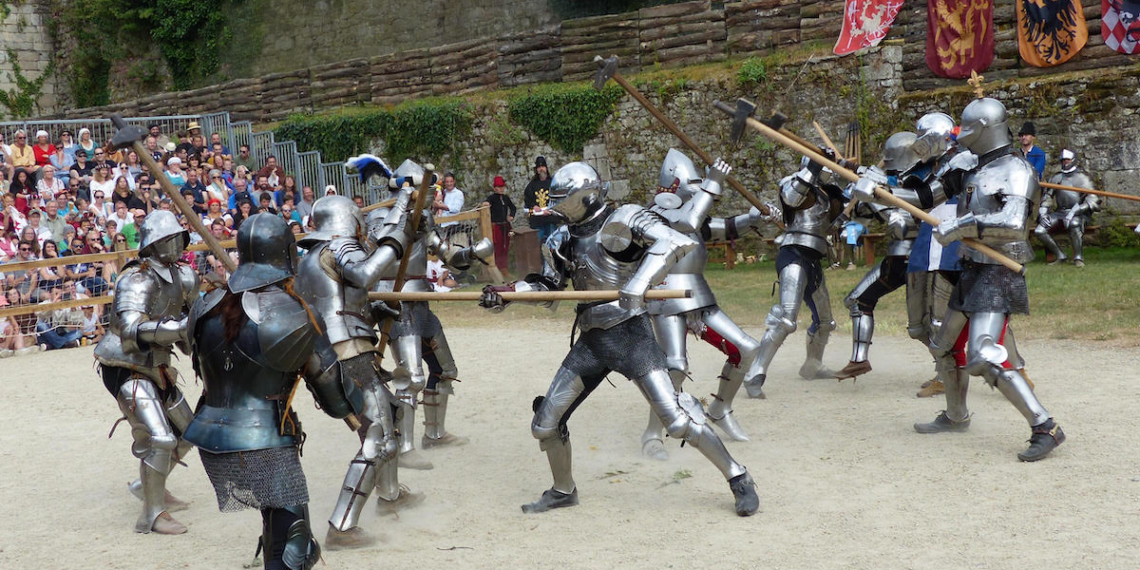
[[1017, 121, 1046, 180]]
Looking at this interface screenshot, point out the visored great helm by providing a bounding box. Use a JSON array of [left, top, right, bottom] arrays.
[[137, 210, 189, 263], [228, 213, 298, 292], [956, 97, 1012, 156], [298, 195, 366, 248], [657, 148, 702, 202], [549, 162, 608, 224], [911, 112, 956, 163], [882, 131, 920, 174], [388, 159, 438, 191]]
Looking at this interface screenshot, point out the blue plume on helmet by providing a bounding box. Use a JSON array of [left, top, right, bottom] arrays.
[[346, 154, 393, 183]]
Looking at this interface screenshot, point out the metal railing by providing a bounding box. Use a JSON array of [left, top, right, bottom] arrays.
[[250, 131, 276, 169], [296, 151, 323, 193]]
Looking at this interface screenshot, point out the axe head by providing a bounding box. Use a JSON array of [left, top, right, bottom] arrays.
[[593, 55, 619, 91], [760, 111, 789, 131], [729, 98, 757, 146], [108, 114, 146, 151]]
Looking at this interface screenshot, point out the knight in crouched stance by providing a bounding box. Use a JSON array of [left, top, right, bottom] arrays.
[[480, 162, 759, 517]]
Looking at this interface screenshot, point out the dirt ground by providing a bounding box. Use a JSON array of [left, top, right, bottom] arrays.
[[1, 319, 1137, 569]]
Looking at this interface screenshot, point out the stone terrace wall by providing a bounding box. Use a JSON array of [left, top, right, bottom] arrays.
[[0, 1, 66, 118]]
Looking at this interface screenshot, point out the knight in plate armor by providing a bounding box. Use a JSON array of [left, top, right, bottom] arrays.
[[292, 186, 417, 549], [183, 214, 338, 570], [1034, 148, 1099, 267], [834, 132, 923, 381], [479, 162, 759, 517], [639, 149, 779, 459], [741, 154, 847, 399], [362, 158, 493, 471], [94, 210, 198, 535], [860, 98, 1064, 461]]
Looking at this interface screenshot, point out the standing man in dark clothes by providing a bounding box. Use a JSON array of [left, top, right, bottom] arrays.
[[1017, 122, 1046, 180], [482, 175, 516, 274], [522, 156, 556, 242]]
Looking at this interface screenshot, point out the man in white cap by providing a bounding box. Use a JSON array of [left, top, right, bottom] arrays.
[[1034, 148, 1099, 267]]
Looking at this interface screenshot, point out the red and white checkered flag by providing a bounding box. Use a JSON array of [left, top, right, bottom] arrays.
[[1103, 0, 1140, 55]]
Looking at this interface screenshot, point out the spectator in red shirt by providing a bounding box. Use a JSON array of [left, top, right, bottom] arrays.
[[32, 130, 57, 171]]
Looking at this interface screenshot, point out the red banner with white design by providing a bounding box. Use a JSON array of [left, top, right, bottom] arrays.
[[834, 0, 905, 56], [1103, 0, 1140, 55], [925, 0, 995, 79]]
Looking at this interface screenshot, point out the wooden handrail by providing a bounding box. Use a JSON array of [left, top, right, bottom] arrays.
[[0, 295, 114, 319]]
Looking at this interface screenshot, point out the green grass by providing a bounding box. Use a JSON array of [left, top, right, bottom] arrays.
[[431, 246, 1140, 346]]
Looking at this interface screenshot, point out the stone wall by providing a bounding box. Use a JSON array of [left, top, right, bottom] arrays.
[[0, 0, 65, 119]]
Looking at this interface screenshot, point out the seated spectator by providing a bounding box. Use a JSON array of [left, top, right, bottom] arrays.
[[123, 150, 144, 181], [41, 201, 69, 244], [69, 151, 93, 199], [102, 220, 118, 248], [24, 210, 52, 247], [56, 129, 77, 162], [35, 286, 83, 350], [90, 146, 115, 172], [78, 304, 105, 345], [1, 194, 24, 238], [204, 169, 228, 204], [37, 240, 65, 291], [427, 254, 459, 292], [66, 238, 108, 296], [89, 165, 115, 202], [110, 176, 144, 212], [203, 198, 234, 228], [234, 144, 255, 171], [279, 201, 302, 225], [0, 230, 18, 261], [36, 165, 65, 201], [50, 146, 74, 187], [122, 210, 147, 248], [228, 176, 253, 213], [75, 128, 98, 161], [256, 155, 284, 187], [209, 132, 231, 157], [6, 240, 46, 303], [297, 185, 316, 219], [256, 192, 278, 215], [165, 156, 187, 186], [232, 199, 254, 230], [10, 168, 34, 214], [31, 130, 56, 173], [352, 195, 365, 209], [278, 175, 298, 207]]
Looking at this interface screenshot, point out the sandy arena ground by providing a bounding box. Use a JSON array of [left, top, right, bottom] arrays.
[[0, 319, 1138, 569]]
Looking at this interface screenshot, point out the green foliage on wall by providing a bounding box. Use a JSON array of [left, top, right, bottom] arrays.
[[0, 48, 55, 118], [277, 98, 475, 164], [508, 84, 623, 154], [55, 0, 243, 106]]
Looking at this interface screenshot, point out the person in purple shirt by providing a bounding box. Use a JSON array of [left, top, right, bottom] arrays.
[[1017, 122, 1046, 180]]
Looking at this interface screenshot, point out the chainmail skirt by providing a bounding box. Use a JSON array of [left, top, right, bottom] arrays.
[[949, 262, 1030, 315], [392, 301, 444, 338], [200, 447, 309, 512], [561, 314, 668, 380]]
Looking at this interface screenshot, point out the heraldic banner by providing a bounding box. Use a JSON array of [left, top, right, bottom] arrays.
[[834, 0, 905, 56], [1103, 0, 1140, 55], [925, 0, 995, 78], [1016, 0, 1088, 66]]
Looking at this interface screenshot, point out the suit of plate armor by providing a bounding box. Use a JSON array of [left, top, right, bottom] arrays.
[[184, 214, 336, 570], [292, 192, 415, 548], [837, 132, 924, 380], [908, 98, 1064, 461], [639, 150, 777, 458], [367, 159, 493, 470], [1035, 150, 1098, 266], [94, 210, 197, 535], [741, 159, 844, 399], [480, 162, 759, 516]]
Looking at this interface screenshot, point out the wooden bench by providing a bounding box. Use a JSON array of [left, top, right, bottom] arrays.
[[706, 241, 736, 269]]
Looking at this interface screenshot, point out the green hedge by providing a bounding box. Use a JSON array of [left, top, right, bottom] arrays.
[[508, 84, 623, 154]]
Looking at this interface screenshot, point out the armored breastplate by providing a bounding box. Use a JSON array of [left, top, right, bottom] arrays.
[[569, 220, 644, 331], [94, 262, 192, 378], [958, 154, 1040, 264], [294, 241, 376, 345], [1049, 170, 1093, 210], [782, 190, 831, 255], [184, 288, 317, 453], [648, 229, 715, 316]]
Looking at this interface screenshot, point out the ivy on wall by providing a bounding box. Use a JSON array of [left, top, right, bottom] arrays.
[[0, 48, 55, 118], [277, 98, 475, 164], [508, 84, 623, 154], [54, 0, 243, 107]]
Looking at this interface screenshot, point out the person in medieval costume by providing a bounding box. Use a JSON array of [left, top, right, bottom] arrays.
[[94, 209, 198, 535], [638, 149, 780, 460], [1034, 148, 1099, 267], [292, 184, 419, 549], [349, 156, 493, 472], [480, 161, 759, 517]]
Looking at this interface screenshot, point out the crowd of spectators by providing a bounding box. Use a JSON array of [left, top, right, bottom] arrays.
[[0, 122, 328, 357]]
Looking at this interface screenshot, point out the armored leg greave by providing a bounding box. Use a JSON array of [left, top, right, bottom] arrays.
[[391, 335, 426, 457], [644, 314, 688, 449], [930, 310, 970, 422], [1069, 224, 1085, 262], [330, 379, 398, 530], [751, 262, 809, 381], [262, 505, 320, 570], [799, 278, 836, 380], [1035, 225, 1065, 261], [422, 333, 459, 441], [965, 312, 1049, 426], [905, 272, 931, 343], [532, 367, 593, 495], [700, 308, 759, 441], [117, 379, 181, 533], [329, 452, 378, 532], [849, 311, 874, 363], [634, 369, 746, 481]]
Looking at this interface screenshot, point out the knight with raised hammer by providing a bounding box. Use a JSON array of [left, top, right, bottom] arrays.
[[852, 98, 1064, 461], [94, 209, 198, 535], [1034, 148, 1099, 267], [639, 149, 780, 459], [357, 157, 493, 471], [292, 177, 419, 549], [479, 161, 759, 516]]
